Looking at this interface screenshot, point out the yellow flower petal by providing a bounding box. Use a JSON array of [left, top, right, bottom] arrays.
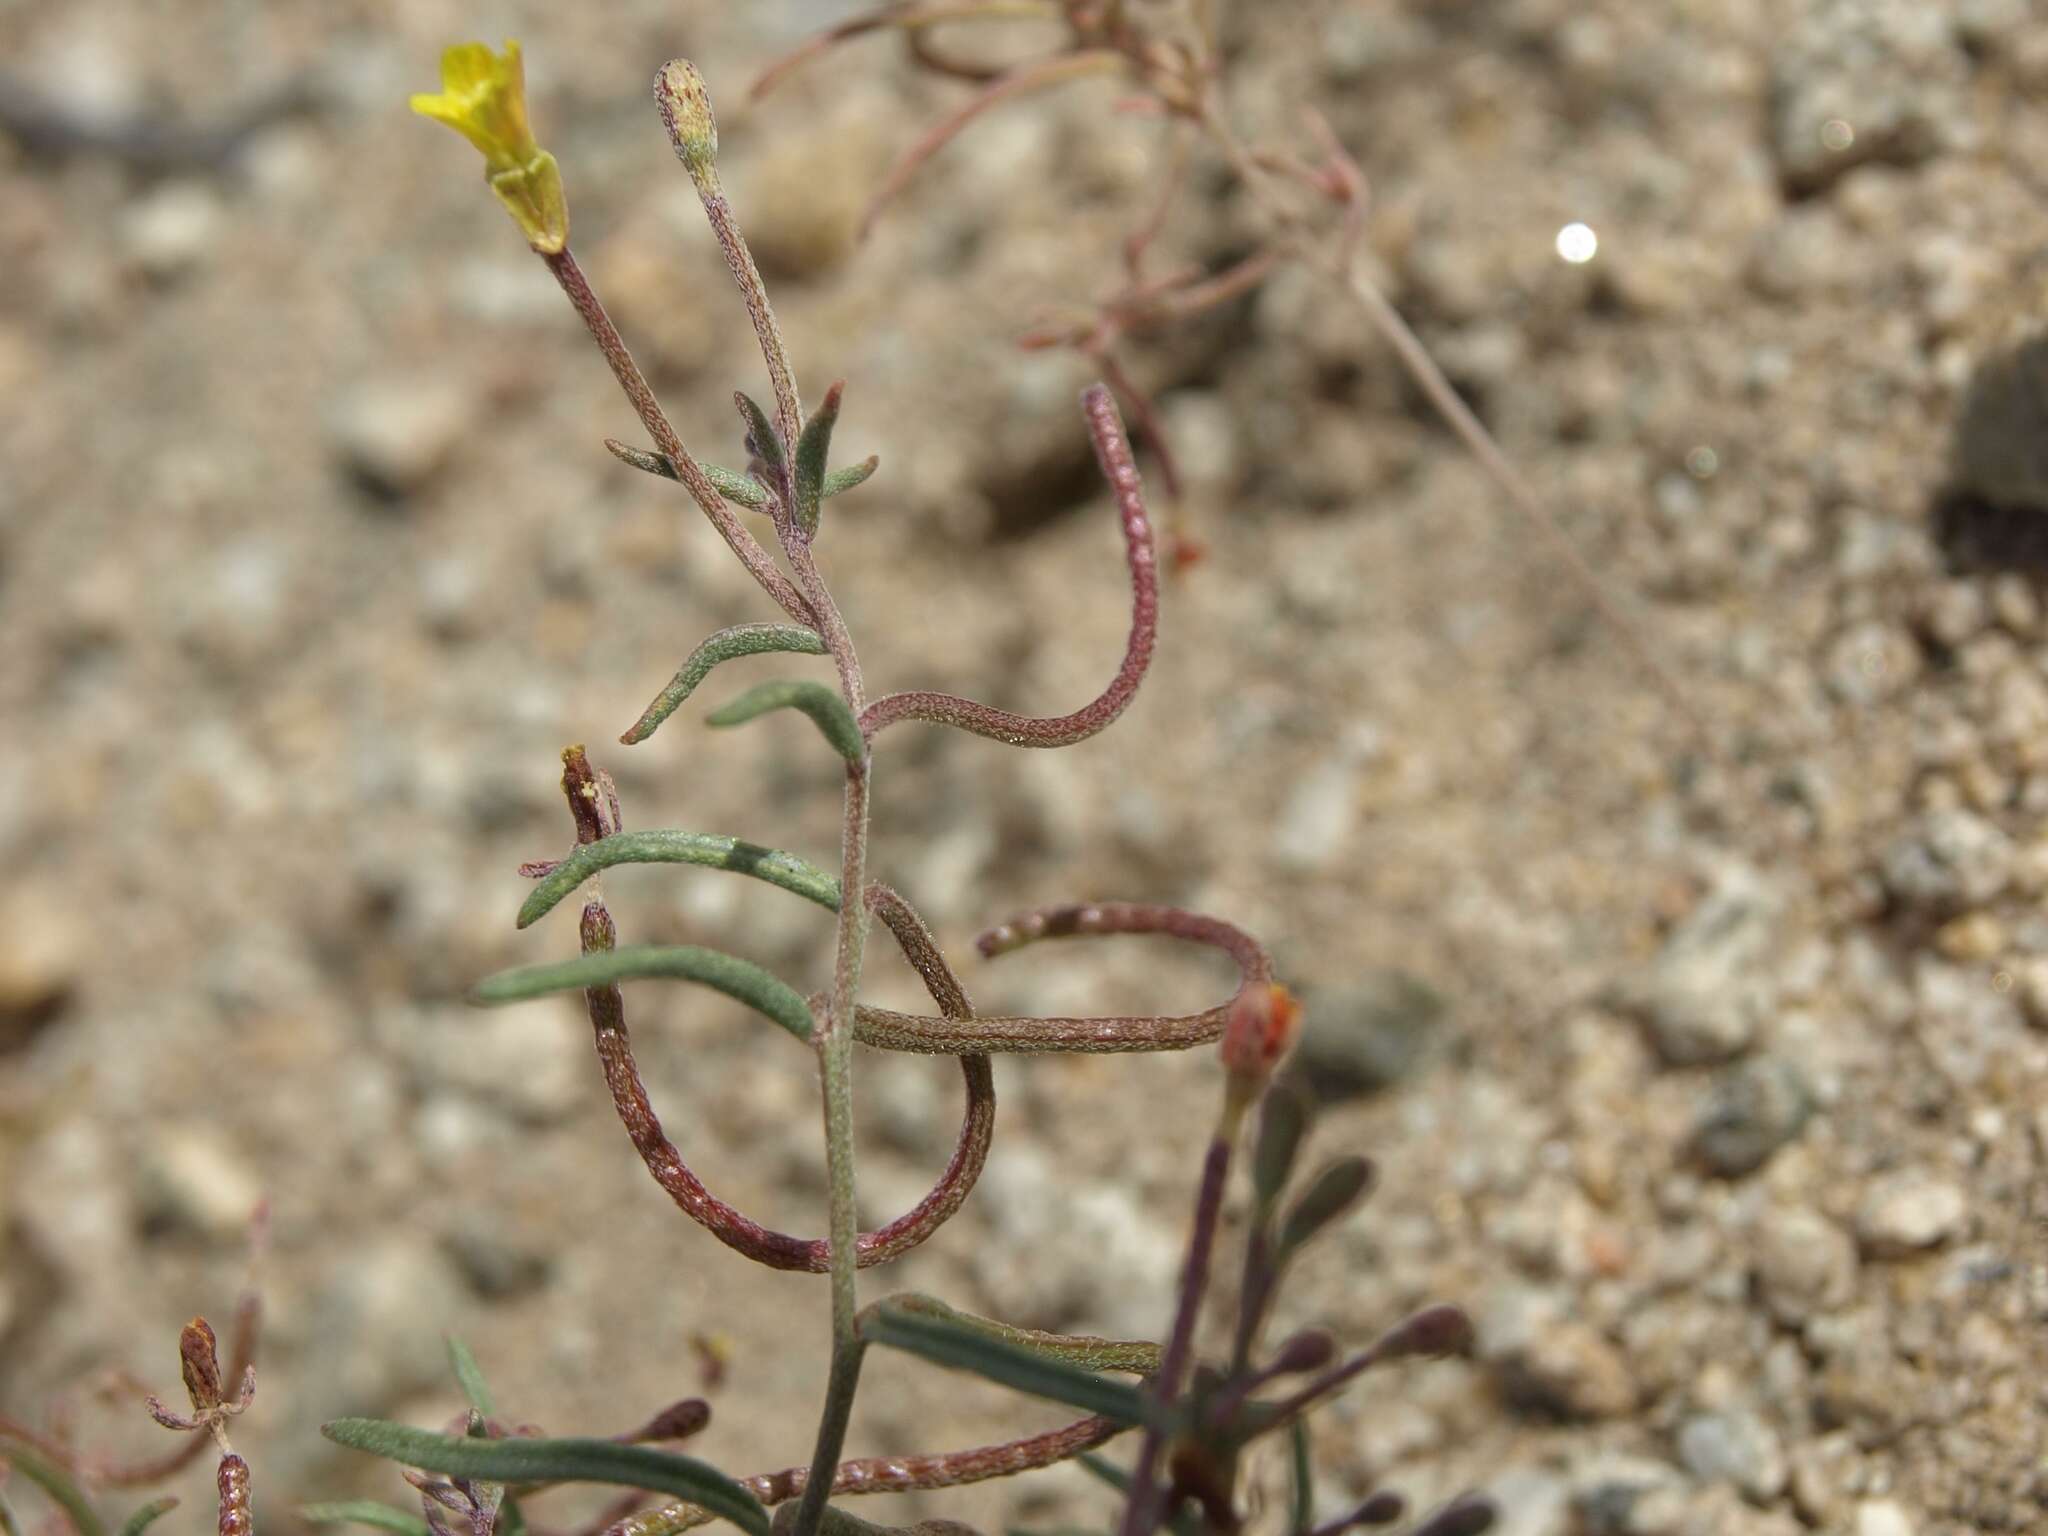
[[411, 39, 568, 253]]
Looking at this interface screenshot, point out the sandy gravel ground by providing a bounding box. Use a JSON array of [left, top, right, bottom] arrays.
[[3, 3, 2046, 1535]]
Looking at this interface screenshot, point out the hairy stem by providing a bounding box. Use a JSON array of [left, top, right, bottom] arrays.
[[541, 248, 812, 626]]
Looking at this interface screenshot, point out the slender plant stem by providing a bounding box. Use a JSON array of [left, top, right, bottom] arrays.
[[1119, 1134, 1233, 1536], [540, 248, 814, 627]]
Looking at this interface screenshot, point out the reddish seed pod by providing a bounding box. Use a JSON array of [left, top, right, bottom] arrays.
[[217, 1453, 253, 1536]]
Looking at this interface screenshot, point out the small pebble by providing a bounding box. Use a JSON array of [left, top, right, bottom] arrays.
[[1677, 1409, 1788, 1502], [330, 375, 473, 498], [1854, 1169, 1967, 1255], [1690, 1056, 1810, 1177]]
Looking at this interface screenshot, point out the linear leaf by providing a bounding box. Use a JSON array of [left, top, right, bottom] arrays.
[[520, 830, 840, 929], [301, 1503, 435, 1536], [604, 439, 676, 479], [0, 1441, 107, 1536], [1253, 1084, 1310, 1216], [1277, 1157, 1373, 1258], [623, 625, 827, 746], [114, 1500, 177, 1536], [707, 680, 864, 764], [702, 464, 772, 509], [321, 1423, 768, 1536], [446, 1336, 494, 1415], [469, 945, 816, 1044], [859, 1301, 1150, 1427], [821, 456, 878, 500], [882, 1294, 1157, 1375], [1287, 1420, 1313, 1536], [0, 1485, 23, 1536], [734, 393, 784, 479], [603, 443, 771, 511], [791, 382, 841, 536]]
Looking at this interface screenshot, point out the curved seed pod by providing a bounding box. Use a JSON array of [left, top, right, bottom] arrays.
[[471, 944, 819, 1044], [521, 831, 839, 928], [852, 1004, 1226, 1055], [708, 680, 865, 763], [568, 909, 994, 1275], [608, 1412, 1123, 1536], [525, 766, 995, 1278], [854, 899, 1271, 1054], [217, 1455, 253, 1536], [622, 626, 828, 746], [860, 387, 1156, 747]]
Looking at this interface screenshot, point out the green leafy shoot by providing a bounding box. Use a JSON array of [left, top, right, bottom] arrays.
[[707, 679, 865, 763], [446, 1336, 496, 1415], [321, 1422, 770, 1536], [858, 1301, 1152, 1427]]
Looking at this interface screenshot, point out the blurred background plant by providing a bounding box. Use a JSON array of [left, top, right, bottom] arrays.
[[749, 0, 1694, 726]]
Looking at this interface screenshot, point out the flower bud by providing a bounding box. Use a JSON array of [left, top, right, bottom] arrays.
[[1221, 983, 1301, 1126], [655, 59, 719, 177]]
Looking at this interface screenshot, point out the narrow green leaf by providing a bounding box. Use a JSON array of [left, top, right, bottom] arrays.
[[604, 439, 676, 480], [820, 455, 879, 500], [791, 382, 841, 536], [301, 1503, 435, 1536], [321, 1422, 768, 1536], [734, 393, 784, 478], [446, 1336, 495, 1415], [114, 1500, 177, 1536], [603, 444, 770, 510], [1253, 1084, 1310, 1216], [859, 1301, 1150, 1427], [1287, 1420, 1313, 1536], [881, 1294, 1158, 1376], [702, 464, 772, 509], [622, 625, 827, 746], [470, 945, 816, 1044], [707, 680, 865, 764], [0, 1442, 106, 1536], [520, 830, 840, 929], [1277, 1157, 1373, 1258], [0, 1484, 23, 1536]]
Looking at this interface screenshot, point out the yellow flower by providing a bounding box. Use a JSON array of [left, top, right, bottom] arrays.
[[411, 40, 569, 254]]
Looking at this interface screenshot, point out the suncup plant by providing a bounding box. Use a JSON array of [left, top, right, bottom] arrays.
[[0, 43, 1494, 1536]]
